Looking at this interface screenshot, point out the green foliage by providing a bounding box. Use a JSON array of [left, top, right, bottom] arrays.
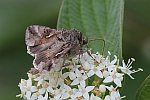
[[57, 0, 124, 58], [136, 75, 150, 100], [0, 0, 148, 100]]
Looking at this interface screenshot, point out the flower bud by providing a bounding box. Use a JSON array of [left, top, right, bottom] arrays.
[[82, 61, 91, 70], [103, 70, 109, 78], [69, 72, 76, 80], [99, 85, 106, 93], [104, 95, 110, 100]]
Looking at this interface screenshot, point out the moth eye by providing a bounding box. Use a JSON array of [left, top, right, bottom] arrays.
[[83, 37, 88, 45], [44, 29, 47, 33]]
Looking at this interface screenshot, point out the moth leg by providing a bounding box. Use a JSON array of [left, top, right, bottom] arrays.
[[53, 58, 65, 97], [81, 46, 100, 65], [86, 49, 102, 64], [78, 49, 90, 77], [28, 68, 39, 75], [89, 38, 105, 56]]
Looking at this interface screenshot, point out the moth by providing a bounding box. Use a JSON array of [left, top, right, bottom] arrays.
[[26, 25, 88, 74]]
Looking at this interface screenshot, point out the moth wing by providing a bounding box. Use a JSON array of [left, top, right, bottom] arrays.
[[33, 43, 73, 72], [25, 25, 61, 55]]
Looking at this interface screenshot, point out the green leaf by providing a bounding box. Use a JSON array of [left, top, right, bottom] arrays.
[[136, 75, 150, 100], [57, 0, 124, 58]]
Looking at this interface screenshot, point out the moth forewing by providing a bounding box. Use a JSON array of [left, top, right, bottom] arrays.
[[26, 25, 88, 74]]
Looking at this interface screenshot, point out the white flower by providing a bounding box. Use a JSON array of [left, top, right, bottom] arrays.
[[62, 72, 76, 80], [82, 61, 91, 70], [54, 85, 66, 99], [30, 91, 49, 100], [71, 69, 88, 87], [105, 85, 115, 92], [69, 72, 76, 80], [25, 78, 37, 99], [56, 76, 64, 86], [48, 78, 57, 88], [48, 73, 62, 88], [90, 93, 102, 100], [103, 71, 124, 87], [16, 79, 27, 98], [105, 85, 126, 100], [75, 84, 95, 100], [38, 91, 49, 100], [34, 73, 49, 86], [111, 90, 126, 100], [103, 70, 110, 78], [40, 81, 54, 94], [72, 57, 80, 64], [87, 65, 103, 78], [65, 64, 80, 72], [47, 85, 54, 94], [81, 52, 93, 63], [61, 84, 77, 99], [30, 93, 38, 100], [17, 50, 142, 100], [104, 95, 111, 100], [101, 53, 117, 71], [119, 58, 143, 79], [27, 73, 38, 79], [105, 85, 117, 100]]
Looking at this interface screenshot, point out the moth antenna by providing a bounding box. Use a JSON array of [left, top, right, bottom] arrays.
[[78, 49, 91, 80], [89, 38, 105, 56], [62, 28, 66, 31], [85, 44, 90, 49], [86, 33, 118, 40], [72, 28, 76, 31]]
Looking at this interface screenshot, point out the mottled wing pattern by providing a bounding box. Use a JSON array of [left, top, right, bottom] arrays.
[[26, 25, 88, 74], [26, 25, 71, 73], [26, 25, 58, 55]]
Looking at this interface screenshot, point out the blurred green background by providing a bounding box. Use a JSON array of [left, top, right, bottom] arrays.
[[0, 0, 149, 100]]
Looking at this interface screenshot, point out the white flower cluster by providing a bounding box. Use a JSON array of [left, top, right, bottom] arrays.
[[17, 51, 143, 100]]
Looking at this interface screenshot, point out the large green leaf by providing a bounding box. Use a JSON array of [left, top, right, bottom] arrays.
[[136, 75, 150, 100], [57, 0, 124, 58]]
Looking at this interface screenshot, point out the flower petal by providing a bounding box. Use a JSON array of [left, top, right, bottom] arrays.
[[39, 88, 45, 94], [86, 86, 95, 92], [80, 80, 86, 87], [83, 92, 89, 100], [90, 93, 94, 100], [47, 86, 54, 94], [31, 86, 37, 92], [75, 92, 82, 97], [96, 71, 103, 78], [116, 73, 124, 77], [114, 78, 122, 87], [62, 72, 69, 78], [95, 96, 102, 100], [27, 78, 32, 87], [71, 79, 79, 86], [25, 91, 31, 100], [76, 69, 82, 77], [69, 72, 76, 80], [61, 93, 70, 99], [103, 76, 113, 83], [64, 84, 71, 91], [87, 70, 94, 77]]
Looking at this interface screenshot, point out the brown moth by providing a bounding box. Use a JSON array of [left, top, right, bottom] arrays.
[[26, 25, 88, 74]]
